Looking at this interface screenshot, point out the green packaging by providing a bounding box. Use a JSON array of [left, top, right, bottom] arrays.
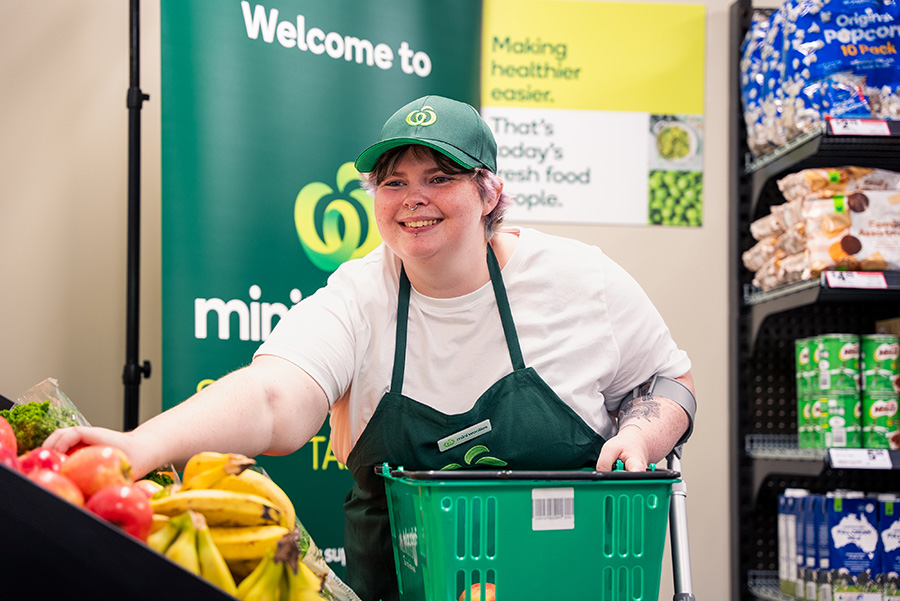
[[795, 337, 817, 399], [817, 333, 860, 393], [861, 334, 899, 393], [808, 397, 829, 449], [862, 392, 899, 449], [825, 393, 862, 448]]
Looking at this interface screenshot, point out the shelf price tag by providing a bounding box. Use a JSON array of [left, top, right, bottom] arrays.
[[827, 118, 891, 136], [824, 271, 888, 289], [828, 449, 893, 469]]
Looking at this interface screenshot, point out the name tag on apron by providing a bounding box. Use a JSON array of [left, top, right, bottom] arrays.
[[437, 419, 492, 452]]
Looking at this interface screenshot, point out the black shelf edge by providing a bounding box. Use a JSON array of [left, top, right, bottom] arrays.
[[744, 125, 900, 218], [745, 271, 900, 351]]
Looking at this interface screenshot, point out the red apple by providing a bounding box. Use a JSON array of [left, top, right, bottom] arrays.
[[458, 583, 495, 601], [27, 468, 85, 507], [61, 444, 133, 499], [0, 415, 16, 454], [133, 478, 164, 499], [0, 444, 21, 473], [19, 447, 66, 474], [66, 442, 89, 456], [85, 483, 153, 541]]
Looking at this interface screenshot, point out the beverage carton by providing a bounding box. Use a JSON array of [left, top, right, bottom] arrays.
[[881, 495, 900, 601], [827, 493, 882, 601]]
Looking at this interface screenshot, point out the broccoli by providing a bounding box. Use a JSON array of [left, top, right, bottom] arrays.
[[0, 400, 79, 454]]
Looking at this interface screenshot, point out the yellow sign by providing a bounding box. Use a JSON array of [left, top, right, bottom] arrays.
[[482, 0, 706, 114]]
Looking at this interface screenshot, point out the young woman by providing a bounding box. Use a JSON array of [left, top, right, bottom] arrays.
[[46, 95, 695, 601]]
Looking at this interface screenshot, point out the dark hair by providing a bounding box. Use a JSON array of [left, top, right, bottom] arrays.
[[360, 145, 508, 240]]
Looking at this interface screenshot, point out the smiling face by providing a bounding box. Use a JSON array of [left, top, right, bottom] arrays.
[[373, 146, 498, 281]]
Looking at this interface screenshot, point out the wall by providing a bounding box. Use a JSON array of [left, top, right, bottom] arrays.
[[0, 2, 732, 599]]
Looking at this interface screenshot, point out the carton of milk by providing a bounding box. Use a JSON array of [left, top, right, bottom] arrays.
[[803, 494, 828, 601], [781, 489, 811, 596], [827, 493, 882, 601], [882, 495, 900, 601]]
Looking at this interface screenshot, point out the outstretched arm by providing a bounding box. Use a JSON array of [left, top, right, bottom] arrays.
[[42, 355, 330, 478], [595, 371, 694, 472]]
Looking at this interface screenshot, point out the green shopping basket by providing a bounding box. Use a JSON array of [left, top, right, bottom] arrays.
[[377, 463, 681, 601]]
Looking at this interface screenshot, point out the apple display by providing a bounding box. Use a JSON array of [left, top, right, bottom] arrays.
[[458, 582, 495, 601], [0, 415, 15, 454]]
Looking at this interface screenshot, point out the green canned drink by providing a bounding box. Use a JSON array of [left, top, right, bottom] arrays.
[[861, 334, 899, 393], [862, 392, 899, 449], [808, 396, 829, 449], [825, 393, 862, 448], [797, 395, 814, 449], [795, 337, 815, 399], [817, 333, 860, 393]]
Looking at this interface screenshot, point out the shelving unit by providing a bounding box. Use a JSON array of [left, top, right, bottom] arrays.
[[729, 1, 900, 600]]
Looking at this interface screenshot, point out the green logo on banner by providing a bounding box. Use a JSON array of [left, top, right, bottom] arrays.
[[294, 162, 381, 272]]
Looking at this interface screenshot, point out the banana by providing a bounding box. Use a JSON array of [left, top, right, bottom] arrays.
[[164, 516, 200, 575], [181, 451, 233, 485], [285, 560, 323, 597], [182, 452, 256, 491], [146, 514, 182, 554], [150, 513, 171, 534], [273, 529, 324, 601], [212, 470, 296, 531], [210, 524, 290, 561], [237, 549, 284, 601], [193, 512, 238, 596], [151, 489, 283, 527]]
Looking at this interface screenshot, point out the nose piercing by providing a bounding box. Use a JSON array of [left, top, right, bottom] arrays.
[[406, 202, 420, 211]]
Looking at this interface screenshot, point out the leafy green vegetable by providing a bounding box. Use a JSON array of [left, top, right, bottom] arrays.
[[0, 400, 79, 454], [142, 468, 175, 487]]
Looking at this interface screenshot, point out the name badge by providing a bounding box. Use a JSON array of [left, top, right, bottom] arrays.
[[437, 419, 492, 452]]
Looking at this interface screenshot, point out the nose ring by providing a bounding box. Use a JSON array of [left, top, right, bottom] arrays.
[[405, 202, 420, 211]]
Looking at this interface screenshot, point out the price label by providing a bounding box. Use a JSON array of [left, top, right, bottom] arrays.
[[828, 118, 891, 136], [824, 271, 888, 289], [828, 448, 893, 469]]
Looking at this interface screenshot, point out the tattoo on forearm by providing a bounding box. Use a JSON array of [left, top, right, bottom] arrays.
[[618, 395, 662, 427]]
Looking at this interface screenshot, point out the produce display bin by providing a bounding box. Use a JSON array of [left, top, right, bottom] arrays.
[[0, 462, 236, 600], [377, 464, 680, 601]]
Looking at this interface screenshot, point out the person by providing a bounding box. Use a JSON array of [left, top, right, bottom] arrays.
[[44, 95, 696, 601]]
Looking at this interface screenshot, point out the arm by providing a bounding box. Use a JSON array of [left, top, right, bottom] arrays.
[[42, 355, 330, 478], [595, 371, 694, 472]]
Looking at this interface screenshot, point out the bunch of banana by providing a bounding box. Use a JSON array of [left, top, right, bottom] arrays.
[[148, 510, 238, 595], [153, 451, 300, 582], [235, 530, 325, 601]]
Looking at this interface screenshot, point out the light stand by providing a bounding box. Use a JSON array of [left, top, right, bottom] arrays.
[[123, 0, 151, 431]]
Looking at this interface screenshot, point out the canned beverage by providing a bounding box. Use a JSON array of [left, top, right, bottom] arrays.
[[825, 393, 862, 448], [808, 396, 829, 449], [862, 392, 899, 449], [861, 334, 899, 393], [795, 337, 815, 398], [797, 395, 815, 449], [817, 333, 860, 393]]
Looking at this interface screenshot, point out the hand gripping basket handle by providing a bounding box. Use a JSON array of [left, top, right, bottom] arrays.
[[667, 451, 696, 601]]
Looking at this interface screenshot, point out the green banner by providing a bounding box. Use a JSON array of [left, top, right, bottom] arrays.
[[161, 0, 482, 577]]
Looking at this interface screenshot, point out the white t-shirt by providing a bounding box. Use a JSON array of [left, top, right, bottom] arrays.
[[255, 226, 690, 462]]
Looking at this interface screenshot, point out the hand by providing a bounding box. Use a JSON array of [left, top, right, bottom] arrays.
[[595, 425, 651, 472], [42, 426, 158, 479]]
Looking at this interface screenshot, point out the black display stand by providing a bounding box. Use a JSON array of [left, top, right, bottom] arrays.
[[0, 463, 235, 600]]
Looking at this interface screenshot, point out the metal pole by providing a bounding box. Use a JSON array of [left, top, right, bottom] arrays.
[[668, 453, 696, 601], [123, 0, 151, 431]]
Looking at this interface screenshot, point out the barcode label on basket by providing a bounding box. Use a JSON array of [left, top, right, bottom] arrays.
[[532, 487, 574, 531]]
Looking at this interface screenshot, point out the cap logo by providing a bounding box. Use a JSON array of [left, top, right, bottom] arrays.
[[405, 105, 436, 127]]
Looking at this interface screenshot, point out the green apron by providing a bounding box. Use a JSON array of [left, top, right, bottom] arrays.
[[343, 245, 605, 601]]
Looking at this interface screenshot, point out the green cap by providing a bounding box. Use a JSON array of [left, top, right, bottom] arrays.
[[355, 95, 497, 173]]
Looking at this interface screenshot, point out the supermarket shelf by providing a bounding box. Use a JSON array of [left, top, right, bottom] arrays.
[[745, 434, 826, 461], [744, 271, 900, 351]]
